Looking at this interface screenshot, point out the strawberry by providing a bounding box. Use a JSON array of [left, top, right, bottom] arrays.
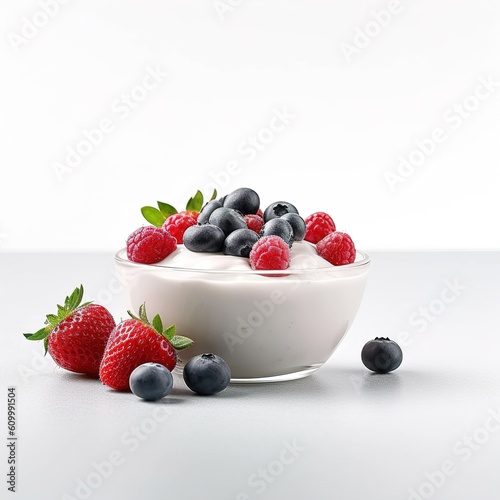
[[140, 189, 216, 228], [99, 304, 193, 391], [179, 210, 199, 222], [24, 285, 115, 376]]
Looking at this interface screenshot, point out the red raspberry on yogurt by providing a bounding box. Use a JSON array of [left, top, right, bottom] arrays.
[[304, 212, 336, 244], [249, 235, 291, 271]]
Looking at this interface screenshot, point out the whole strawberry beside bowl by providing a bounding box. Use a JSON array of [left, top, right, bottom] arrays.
[[99, 304, 193, 391], [24, 286, 115, 376]]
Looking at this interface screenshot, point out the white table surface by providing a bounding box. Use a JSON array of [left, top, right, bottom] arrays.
[[1, 251, 500, 500]]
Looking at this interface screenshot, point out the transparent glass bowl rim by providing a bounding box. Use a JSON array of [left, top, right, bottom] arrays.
[[114, 248, 370, 276]]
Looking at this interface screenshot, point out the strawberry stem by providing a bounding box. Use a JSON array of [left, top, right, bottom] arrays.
[[127, 304, 193, 350], [24, 285, 90, 350]]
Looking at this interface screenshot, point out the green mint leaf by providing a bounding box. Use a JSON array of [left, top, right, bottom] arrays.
[[186, 190, 204, 212], [170, 335, 193, 350], [141, 206, 166, 227], [43, 337, 48, 355], [152, 314, 163, 334], [210, 188, 217, 201], [157, 202, 177, 218]]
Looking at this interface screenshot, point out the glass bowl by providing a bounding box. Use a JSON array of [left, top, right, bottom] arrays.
[[114, 246, 370, 383]]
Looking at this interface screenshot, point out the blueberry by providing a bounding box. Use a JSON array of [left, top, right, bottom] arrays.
[[280, 213, 306, 241], [263, 201, 299, 222], [198, 199, 223, 225], [183, 224, 225, 252], [209, 207, 247, 237], [222, 187, 260, 215], [223, 228, 259, 258], [183, 353, 231, 395], [129, 362, 173, 401], [361, 337, 403, 374], [260, 218, 294, 247]]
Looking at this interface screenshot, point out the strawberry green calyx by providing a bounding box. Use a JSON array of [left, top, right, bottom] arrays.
[[23, 285, 91, 354], [141, 189, 217, 227], [128, 304, 193, 351]]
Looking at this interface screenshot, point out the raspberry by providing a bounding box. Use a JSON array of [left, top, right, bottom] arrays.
[[163, 213, 197, 244], [316, 231, 356, 266], [249, 235, 290, 271], [304, 212, 336, 244], [256, 208, 263, 218], [127, 226, 177, 264], [244, 214, 264, 234]]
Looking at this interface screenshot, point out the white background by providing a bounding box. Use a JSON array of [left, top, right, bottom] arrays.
[[1, 0, 499, 251]]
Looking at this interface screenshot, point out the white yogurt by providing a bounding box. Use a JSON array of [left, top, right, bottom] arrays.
[[115, 242, 370, 382], [157, 241, 334, 271]]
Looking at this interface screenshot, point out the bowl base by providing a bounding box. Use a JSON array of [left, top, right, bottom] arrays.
[[174, 362, 322, 384], [229, 364, 322, 384]]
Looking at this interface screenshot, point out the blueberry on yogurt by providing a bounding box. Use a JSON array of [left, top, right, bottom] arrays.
[[209, 207, 247, 237], [263, 201, 299, 222], [280, 213, 306, 241], [222, 187, 260, 216], [260, 218, 294, 248], [223, 228, 260, 258], [183, 224, 225, 253], [197, 199, 223, 225]]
